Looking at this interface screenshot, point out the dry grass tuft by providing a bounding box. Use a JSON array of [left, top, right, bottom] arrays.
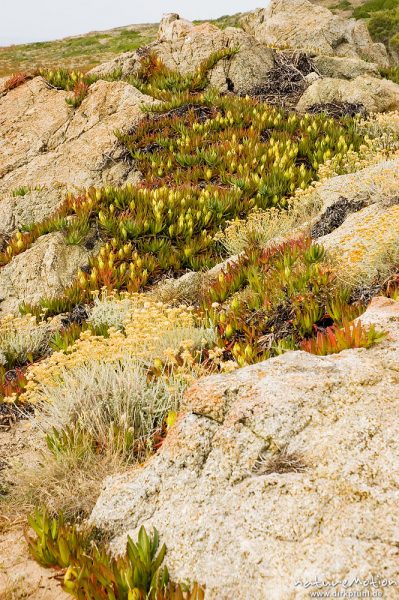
[[5, 446, 128, 520], [2, 352, 197, 520], [215, 203, 315, 256], [253, 446, 307, 475]]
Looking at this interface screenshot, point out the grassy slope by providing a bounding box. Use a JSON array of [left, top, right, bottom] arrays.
[[0, 14, 242, 77], [0, 24, 157, 77]]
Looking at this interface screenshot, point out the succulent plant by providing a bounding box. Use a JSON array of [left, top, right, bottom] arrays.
[[26, 507, 204, 599]]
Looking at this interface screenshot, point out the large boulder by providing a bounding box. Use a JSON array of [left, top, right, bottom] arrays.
[[297, 75, 399, 113], [240, 0, 389, 67], [312, 55, 380, 80], [91, 297, 399, 599], [90, 14, 275, 95], [0, 78, 152, 238], [0, 232, 91, 315]]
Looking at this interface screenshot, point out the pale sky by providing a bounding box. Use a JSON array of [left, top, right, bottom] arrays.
[[0, 0, 265, 46]]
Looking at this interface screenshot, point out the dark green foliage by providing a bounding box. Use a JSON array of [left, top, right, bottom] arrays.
[[368, 9, 399, 46], [353, 0, 399, 54], [353, 0, 399, 18]]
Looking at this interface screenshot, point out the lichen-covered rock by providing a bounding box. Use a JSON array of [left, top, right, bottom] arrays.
[[0, 233, 91, 315], [313, 158, 399, 214], [310, 158, 399, 279], [91, 297, 399, 599], [240, 0, 389, 67], [319, 203, 399, 283], [90, 14, 275, 95], [317, 158, 399, 216], [312, 55, 380, 80], [297, 75, 399, 113]]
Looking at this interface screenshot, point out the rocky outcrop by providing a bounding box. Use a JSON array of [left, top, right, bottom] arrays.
[[88, 11, 395, 113], [0, 233, 91, 315], [297, 75, 399, 113], [91, 297, 399, 599], [240, 0, 389, 67], [0, 76, 152, 240], [90, 14, 275, 95]]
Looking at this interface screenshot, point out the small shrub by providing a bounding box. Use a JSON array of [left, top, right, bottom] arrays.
[[253, 446, 307, 475], [381, 65, 399, 85], [8, 444, 127, 518], [215, 203, 313, 256], [65, 80, 90, 108], [11, 186, 30, 197], [353, 0, 399, 19], [368, 9, 399, 46], [26, 507, 90, 569], [88, 293, 132, 332], [49, 323, 87, 352], [0, 314, 49, 370], [64, 214, 91, 245], [33, 357, 186, 461]]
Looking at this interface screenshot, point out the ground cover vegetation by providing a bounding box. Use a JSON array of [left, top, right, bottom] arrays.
[[1, 46, 398, 598]]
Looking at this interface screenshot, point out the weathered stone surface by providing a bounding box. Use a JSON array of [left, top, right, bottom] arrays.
[[241, 0, 389, 67], [297, 75, 399, 113], [0, 187, 65, 240], [0, 233, 91, 315], [313, 158, 399, 214], [91, 298, 399, 599], [312, 55, 380, 80], [90, 14, 275, 95], [0, 77, 151, 196], [0, 76, 151, 269], [158, 13, 194, 42], [311, 158, 399, 275], [0, 78, 69, 183]]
